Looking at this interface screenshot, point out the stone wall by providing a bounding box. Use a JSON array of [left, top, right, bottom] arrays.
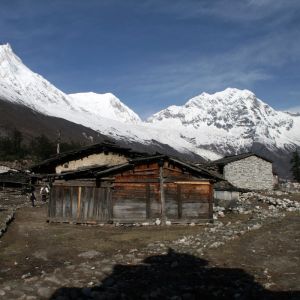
[[56, 152, 128, 174], [224, 156, 273, 190], [213, 190, 240, 208]]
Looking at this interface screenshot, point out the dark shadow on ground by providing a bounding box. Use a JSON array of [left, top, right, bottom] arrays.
[[50, 249, 299, 300]]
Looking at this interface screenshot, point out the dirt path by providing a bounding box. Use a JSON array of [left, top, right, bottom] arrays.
[[0, 198, 299, 299]]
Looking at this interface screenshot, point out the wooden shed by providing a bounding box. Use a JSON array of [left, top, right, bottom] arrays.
[[48, 155, 223, 224]]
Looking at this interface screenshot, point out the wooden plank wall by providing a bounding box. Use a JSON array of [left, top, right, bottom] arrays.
[[49, 161, 213, 223], [49, 184, 112, 223], [179, 183, 211, 219]]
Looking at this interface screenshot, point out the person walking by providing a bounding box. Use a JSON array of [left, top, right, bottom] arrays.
[[30, 191, 36, 207], [40, 185, 50, 202]]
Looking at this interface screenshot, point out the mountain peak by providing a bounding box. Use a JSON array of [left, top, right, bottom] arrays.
[[0, 43, 23, 70], [68, 92, 141, 124], [184, 88, 259, 108], [148, 87, 296, 145], [0, 43, 13, 54]]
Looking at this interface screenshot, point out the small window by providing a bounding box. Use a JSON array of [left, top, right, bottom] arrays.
[[63, 163, 69, 168]]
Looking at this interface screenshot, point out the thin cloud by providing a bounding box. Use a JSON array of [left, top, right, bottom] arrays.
[[140, 0, 300, 22], [107, 27, 299, 105]]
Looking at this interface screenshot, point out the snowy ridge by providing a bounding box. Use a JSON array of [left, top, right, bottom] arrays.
[[0, 43, 140, 125], [148, 88, 300, 152], [1, 43, 300, 165], [69, 92, 141, 124]]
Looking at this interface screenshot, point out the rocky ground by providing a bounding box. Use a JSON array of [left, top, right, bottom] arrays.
[[0, 189, 299, 299]]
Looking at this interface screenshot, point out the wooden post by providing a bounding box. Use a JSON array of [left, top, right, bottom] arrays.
[[159, 161, 166, 225], [48, 187, 52, 219], [146, 183, 151, 219], [208, 183, 213, 221], [77, 186, 82, 220], [177, 184, 182, 219]]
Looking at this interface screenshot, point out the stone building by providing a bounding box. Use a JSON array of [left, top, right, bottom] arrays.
[[211, 153, 274, 190]]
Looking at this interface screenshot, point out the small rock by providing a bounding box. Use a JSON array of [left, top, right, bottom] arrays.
[[21, 272, 31, 279], [209, 241, 224, 249], [218, 211, 225, 218]]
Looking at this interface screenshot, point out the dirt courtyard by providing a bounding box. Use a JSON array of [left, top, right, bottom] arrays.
[[0, 205, 204, 281], [0, 196, 299, 299]]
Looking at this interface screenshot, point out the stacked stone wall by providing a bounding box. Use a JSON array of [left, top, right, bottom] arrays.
[[55, 152, 128, 174], [224, 156, 273, 190]]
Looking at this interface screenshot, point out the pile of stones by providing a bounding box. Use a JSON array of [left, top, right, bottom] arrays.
[[240, 192, 300, 212], [213, 190, 300, 220]]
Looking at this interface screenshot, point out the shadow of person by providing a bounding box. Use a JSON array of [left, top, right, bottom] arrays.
[[50, 248, 299, 300]]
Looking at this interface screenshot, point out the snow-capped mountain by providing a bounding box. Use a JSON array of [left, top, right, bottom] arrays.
[[0, 43, 217, 160], [1, 43, 300, 176], [148, 88, 300, 153], [0, 43, 140, 125]]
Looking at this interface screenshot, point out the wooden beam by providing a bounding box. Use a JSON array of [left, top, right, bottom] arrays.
[[175, 181, 210, 185]]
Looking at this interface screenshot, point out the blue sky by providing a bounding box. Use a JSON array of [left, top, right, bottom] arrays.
[[1, 0, 300, 118]]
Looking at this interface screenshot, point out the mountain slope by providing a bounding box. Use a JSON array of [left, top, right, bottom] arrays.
[[0, 98, 107, 144], [1, 43, 300, 177], [0, 43, 140, 126], [0, 99, 206, 164], [0, 43, 218, 161]]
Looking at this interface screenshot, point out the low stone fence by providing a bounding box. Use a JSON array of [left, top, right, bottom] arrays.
[[279, 182, 300, 193], [213, 190, 240, 208], [0, 209, 15, 238]]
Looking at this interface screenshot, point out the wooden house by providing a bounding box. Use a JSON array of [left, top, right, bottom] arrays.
[[48, 155, 223, 225], [0, 170, 31, 189]]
